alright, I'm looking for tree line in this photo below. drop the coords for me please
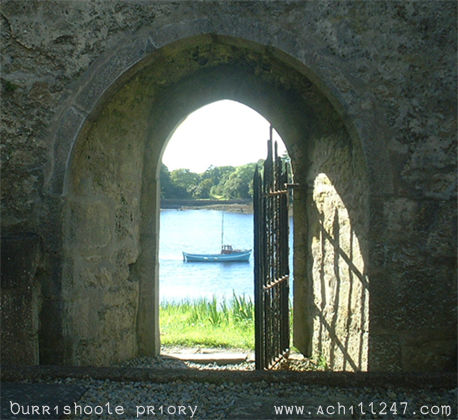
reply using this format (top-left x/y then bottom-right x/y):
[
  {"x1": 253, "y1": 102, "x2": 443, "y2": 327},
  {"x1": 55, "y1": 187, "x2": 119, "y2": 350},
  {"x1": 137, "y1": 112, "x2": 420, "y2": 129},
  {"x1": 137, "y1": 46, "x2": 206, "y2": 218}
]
[{"x1": 160, "y1": 162, "x2": 260, "y2": 200}]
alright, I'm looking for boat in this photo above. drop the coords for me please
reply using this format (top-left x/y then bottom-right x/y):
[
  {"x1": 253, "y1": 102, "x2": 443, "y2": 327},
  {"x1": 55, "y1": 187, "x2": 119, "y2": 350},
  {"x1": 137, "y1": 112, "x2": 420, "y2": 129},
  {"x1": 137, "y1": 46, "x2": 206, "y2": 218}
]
[
  {"x1": 182, "y1": 250, "x2": 251, "y2": 262},
  {"x1": 183, "y1": 245, "x2": 251, "y2": 262},
  {"x1": 182, "y1": 214, "x2": 251, "y2": 262}
]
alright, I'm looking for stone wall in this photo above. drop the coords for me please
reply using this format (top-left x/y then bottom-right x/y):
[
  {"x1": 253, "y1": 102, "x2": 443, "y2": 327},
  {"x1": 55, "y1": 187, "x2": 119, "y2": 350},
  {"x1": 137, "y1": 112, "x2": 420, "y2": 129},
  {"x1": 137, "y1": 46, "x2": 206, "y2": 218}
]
[
  {"x1": 62, "y1": 86, "x2": 148, "y2": 364},
  {"x1": 1, "y1": 233, "x2": 41, "y2": 364},
  {"x1": 1, "y1": 1, "x2": 456, "y2": 370},
  {"x1": 290, "y1": 91, "x2": 371, "y2": 371},
  {"x1": 307, "y1": 132, "x2": 370, "y2": 372}
]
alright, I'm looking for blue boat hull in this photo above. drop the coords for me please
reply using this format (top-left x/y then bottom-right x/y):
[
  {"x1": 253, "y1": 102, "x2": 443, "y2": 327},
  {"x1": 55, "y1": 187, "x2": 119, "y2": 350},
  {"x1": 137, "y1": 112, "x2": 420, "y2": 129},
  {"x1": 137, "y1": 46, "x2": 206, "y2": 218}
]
[{"x1": 183, "y1": 250, "x2": 251, "y2": 262}]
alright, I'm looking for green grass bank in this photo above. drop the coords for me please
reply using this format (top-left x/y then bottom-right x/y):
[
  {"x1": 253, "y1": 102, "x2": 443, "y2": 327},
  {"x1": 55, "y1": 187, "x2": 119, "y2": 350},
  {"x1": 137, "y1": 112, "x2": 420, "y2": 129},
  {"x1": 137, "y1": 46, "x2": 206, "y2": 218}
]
[
  {"x1": 160, "y1": 294, "x2": 255, "y2": 349},
  {"x1": 160, "y1": 294, "x2": 294, "y2": 350}
]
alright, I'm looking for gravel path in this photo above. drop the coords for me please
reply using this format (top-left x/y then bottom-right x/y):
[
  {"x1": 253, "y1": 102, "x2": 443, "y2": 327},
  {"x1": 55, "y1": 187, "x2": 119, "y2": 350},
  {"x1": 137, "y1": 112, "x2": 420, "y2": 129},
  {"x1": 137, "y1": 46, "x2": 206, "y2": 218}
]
[
  {"x1": 118, "y1": 346, "x2": 255, "y2": 371},
  {"x1": 120, "y1": 356, "x2": 255, "y2": 372},
  {"x1": 10, "y1": 349, "x2": 457, "y2": 419},
  {"x1": 56, "y1": 376, "x2": 456, "y2": 419},
  {"x1": 117, "y1": 346, "x2": 330, "y2": 372}
]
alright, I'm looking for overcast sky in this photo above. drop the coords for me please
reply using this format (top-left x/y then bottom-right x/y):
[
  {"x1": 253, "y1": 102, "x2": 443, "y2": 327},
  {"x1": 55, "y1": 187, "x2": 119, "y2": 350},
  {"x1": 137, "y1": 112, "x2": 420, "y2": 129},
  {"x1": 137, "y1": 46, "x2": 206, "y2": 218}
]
[{"x1": 162, "y1": 100, "x2": 287, "y2": 173}]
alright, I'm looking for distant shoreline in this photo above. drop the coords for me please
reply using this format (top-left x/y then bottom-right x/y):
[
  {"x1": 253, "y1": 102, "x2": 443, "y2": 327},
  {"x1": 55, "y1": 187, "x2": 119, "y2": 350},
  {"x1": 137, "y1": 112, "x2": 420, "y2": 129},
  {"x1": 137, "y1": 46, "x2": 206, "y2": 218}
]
[{"x1": 161, "y1": 199, "x2": 253, "y2": 213}]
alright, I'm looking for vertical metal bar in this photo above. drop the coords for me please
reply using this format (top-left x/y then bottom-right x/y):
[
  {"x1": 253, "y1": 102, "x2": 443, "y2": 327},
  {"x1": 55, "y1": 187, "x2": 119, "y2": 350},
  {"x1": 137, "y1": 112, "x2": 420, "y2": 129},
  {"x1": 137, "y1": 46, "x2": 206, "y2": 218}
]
[
  {"x1": 265, "y1": 135, "x2": 273, "y2": 368},
  {"x1": 280, "y1": 161, "x2": 289, "y2": 356},
  {"x1": 254, "y1": 129, "x2": 291, "y2": 370},
  {"x1": 254, "y1": 166, "x2": 264, "y2": 370},
  {"x1": 274, "y1": 142, "x2": 280, "y2": 364}
]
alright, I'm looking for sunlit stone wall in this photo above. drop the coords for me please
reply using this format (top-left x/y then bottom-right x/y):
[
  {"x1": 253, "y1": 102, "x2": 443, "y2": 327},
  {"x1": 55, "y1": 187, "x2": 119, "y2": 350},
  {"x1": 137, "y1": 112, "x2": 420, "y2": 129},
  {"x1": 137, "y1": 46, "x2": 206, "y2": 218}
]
[
  {"x1": 310, "y1": 173, "x2": 369, "y2": 371},
  {"x1": 293, "y1": 126, "x2": 370, "y2": 372}
]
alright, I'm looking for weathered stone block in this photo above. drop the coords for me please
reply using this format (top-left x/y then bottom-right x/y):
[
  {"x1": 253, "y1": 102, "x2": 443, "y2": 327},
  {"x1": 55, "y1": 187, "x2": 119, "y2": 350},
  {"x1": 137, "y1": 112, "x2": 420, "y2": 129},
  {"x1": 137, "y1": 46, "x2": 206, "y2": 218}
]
[
  {"x1": 401, "y1": 332, "x2": 457, "y2": 372},
  {"x1": 368, "y1": 335, "x2": 403, "y2": 372},
  {"x1": 67, "y1": 199, "x2": 112, "y2": 251},
  {"x1": 1, "y1": 233, "x2": 41, "y2": 289},
  {"x1": 1, "y1": 233, "x2": 41, "y2": 365},
  {"x1": 50, "y1": 106, "x2": 87, "y2": 194},
  {"x1": 1, "y1": 290, "x2": 39, "y2": 365}
]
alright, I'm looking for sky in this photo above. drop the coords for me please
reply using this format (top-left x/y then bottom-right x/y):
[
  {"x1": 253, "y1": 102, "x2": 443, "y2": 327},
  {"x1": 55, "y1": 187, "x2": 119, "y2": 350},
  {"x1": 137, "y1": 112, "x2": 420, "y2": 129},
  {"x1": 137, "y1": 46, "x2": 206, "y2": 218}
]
[{"x1": 162, "y1": 100, "x2": 287, "y2": 173}]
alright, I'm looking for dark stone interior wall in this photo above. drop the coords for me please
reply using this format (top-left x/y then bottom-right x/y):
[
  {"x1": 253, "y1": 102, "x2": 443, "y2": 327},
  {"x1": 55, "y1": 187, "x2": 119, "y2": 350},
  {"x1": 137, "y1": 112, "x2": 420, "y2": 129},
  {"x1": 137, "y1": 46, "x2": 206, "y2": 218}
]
[
  {"x1": 1, "y1": 233, "x2": 42, "y2": 364},
  {"x1": 1, "y1": 1, "x2": 456, "y2": 370}
]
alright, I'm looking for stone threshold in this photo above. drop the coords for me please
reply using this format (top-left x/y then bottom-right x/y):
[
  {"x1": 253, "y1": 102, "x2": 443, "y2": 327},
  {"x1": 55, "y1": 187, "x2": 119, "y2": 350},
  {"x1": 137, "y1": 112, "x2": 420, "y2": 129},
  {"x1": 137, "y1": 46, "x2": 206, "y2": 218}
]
[
  {"x1": 161, "y1": 351, "x2": 251, "y2": 364},
  {"x1": 1, "y1": 365, "x2": 455, "y2": 389},
  {"x1": 160, "y1": 350, "x2": 306, "y2": 364},
  {"x1": 159, "y1": 346, "x2": 310, "y2": 364}
]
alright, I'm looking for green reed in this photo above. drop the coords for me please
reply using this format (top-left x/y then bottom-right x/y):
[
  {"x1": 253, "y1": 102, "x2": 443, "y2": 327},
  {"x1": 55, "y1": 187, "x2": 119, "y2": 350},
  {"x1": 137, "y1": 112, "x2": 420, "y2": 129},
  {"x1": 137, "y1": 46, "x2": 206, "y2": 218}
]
[{"x1": 160, "y1": 293, "x2": 255, "y2": 349}]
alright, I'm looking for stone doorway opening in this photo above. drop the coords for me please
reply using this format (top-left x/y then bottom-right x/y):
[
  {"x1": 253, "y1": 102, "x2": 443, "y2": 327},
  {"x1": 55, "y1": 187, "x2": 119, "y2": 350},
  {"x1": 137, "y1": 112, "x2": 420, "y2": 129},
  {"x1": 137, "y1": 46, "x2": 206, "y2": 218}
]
[
  {"x1": 157, "y1": 100, "x2": 290, "y2": 369},
  {"x1": 52, "y1": 34, "x2": 374, "y2": 370}
]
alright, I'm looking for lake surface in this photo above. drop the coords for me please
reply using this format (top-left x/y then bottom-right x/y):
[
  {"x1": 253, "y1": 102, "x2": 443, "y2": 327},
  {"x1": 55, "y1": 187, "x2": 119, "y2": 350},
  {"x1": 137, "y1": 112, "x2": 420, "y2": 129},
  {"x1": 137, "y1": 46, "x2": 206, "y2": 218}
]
[{"x1": 159, "y1": 209, "x2": 292, "y2": 303}]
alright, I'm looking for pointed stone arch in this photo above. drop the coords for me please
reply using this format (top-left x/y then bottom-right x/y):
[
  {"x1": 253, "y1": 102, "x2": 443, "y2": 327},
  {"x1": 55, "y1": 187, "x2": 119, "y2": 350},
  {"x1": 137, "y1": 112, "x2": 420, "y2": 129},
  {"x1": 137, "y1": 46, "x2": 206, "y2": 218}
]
[{"x1": 43, "y1": 31, "x2": 393, "y2": 369}]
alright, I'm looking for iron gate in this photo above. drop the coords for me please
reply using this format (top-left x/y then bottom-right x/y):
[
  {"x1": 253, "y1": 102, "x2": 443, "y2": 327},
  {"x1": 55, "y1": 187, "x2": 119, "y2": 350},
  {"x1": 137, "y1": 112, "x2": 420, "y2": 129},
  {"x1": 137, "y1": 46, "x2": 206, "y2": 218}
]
[{"x1": 253, "y1": 127, "x2": 291, "y2": 370}]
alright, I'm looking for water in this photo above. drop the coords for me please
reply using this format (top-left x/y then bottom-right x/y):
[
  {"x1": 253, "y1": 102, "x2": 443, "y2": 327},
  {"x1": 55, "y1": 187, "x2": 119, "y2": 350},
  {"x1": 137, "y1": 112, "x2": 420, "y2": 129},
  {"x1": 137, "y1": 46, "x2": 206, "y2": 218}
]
[{"x1": 159, "y1": 209, "x2": 293, "y2": 304}]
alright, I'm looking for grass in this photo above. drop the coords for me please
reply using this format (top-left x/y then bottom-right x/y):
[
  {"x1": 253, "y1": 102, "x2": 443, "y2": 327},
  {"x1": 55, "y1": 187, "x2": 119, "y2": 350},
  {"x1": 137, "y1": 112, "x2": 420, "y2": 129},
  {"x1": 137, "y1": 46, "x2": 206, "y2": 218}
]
[
  {"x1": 160, "y1": 293, "x2": 295, "y2": 350},
  {"x1": 160, "y1": 293, "x2": 255, "y2": 349},
  {"x1": 160, "y1": 297, "x2": 328, "y2": 370}
]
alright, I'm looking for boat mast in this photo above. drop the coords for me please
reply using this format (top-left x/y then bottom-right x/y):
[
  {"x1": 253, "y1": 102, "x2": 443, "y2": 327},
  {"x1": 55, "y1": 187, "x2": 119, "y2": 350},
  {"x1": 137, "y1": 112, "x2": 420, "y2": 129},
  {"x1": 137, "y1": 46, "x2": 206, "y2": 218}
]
[{"x1": 221, "y1": 212, "x2": 224, "y2": 248}]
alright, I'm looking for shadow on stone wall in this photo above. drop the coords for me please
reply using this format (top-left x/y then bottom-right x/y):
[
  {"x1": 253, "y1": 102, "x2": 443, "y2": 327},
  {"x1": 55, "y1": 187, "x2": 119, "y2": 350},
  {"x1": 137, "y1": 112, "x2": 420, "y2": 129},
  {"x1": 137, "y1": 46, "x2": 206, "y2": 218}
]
[{"x1": 313, "y1": 207, "x2": 369, "y2": 371}]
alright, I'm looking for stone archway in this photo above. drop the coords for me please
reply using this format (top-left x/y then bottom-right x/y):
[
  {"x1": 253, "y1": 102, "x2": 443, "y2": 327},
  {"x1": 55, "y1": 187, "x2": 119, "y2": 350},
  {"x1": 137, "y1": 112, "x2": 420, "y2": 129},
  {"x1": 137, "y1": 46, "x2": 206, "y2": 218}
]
[{"x1": 45, "y1": 34, "x2": 392, "y2": 369}]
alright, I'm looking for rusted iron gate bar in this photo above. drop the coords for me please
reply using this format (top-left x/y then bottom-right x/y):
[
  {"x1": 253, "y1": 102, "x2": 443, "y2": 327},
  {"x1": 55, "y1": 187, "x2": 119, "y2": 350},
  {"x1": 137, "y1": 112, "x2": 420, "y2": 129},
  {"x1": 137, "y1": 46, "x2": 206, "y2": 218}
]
[{"x1": 254, "y1": 127, "x2": 290, "y2": 370}]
